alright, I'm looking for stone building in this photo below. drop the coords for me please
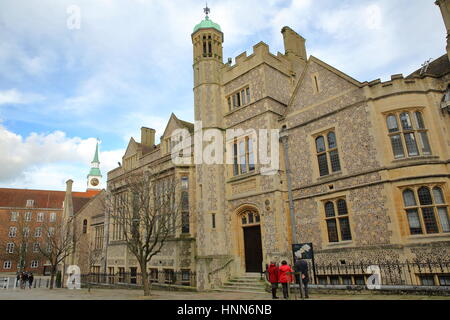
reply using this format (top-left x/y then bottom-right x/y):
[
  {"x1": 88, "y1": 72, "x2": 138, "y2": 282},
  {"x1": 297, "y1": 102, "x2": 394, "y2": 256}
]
[{"x1": 79, "y1": 2, "x2": 449, "y2": 290}]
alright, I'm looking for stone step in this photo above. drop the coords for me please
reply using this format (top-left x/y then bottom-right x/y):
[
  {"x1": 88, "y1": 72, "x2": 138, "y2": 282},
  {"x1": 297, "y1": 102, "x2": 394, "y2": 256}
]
[
  {"x1": 222, "y1": 284, "x2": 266, "y2": 290},
  {"x1": 227, "y1": 279, "x2": 265, "y2": 284},
  {"x1": 212, "y1": 288, "x2": 268, "y2": 294}
]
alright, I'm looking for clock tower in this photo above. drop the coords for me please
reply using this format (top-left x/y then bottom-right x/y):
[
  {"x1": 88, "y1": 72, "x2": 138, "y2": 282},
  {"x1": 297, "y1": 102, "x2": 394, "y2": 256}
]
[{"x1": 87, "y1": 141, "x2": 102, "y2": 189}]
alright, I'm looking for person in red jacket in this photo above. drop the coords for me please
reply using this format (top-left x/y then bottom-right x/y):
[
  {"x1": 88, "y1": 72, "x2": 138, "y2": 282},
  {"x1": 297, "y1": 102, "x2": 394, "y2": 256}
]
[
  {"x1": 278, "y1": 260, "x2": 294, "y2": 299},
  {"x1": 266, "y1": 262, "x2": 279, "y2": 299}
]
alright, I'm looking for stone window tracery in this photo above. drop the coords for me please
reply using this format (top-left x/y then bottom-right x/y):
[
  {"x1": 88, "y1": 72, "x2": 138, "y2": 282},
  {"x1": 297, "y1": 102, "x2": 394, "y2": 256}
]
[
  {"x1": 323, "y1": 198, "x2": 352, "y2": 243},
  {"x1": 402, "y1": 185, "x2": 449, "y2": 235},
  {"x1": 385, "y1": 110, "x2": 431, "y2": 159}
]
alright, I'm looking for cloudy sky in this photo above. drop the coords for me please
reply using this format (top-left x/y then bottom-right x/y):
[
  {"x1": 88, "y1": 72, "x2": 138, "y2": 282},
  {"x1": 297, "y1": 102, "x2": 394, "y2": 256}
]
[{"x1": 0, "y1": 0, "x2": 446, "y2": 192}]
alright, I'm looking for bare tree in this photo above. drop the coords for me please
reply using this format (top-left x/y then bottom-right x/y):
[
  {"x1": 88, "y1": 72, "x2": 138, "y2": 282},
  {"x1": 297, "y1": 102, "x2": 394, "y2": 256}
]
[
  {"x1": 79, "y1": 239, "x2": 102, "y2": 292},
  {"x1": 107, "y1": 170, "x2": 181, "y2": 296},
  {"x1": 37, "y1": 217, "x2": 80, "y2": 289},
  {"x1": 0, "y1": 212, "x2": 42, "y2": 273}
]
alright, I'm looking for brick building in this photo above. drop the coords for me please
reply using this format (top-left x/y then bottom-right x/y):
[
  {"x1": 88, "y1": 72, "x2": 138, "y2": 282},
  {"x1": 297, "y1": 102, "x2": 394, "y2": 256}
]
[{"x1": 0, "y1": 188, "x2": 99, "y2": 275}]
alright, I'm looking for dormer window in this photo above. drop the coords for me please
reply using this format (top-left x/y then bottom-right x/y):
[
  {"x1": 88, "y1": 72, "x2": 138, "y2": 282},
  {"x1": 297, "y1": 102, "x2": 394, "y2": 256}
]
[{"x1": 26, "y1": 200, "x2": 34, "y2": 207}]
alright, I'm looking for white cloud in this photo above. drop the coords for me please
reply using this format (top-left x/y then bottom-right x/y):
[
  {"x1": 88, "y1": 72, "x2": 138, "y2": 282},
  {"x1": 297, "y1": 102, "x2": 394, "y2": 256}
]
[
  {"x1": 0, "y1": 89, "x2": 44, "y2": 105},
  {"x1": 0, "y1": 0, "x2": 446, "y2": 190},
  {"x1": 0, "y1": 124, "x2": 123, "y2": 191}
]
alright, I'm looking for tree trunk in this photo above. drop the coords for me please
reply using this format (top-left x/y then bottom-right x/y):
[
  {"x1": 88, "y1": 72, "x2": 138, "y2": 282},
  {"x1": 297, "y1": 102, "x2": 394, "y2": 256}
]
[
  {"x1": 49, "y1": 271, "x2": 55, "y2": 290},
  {"x1": 141, "y1": 264, "x2": 150, "y2": 296}
]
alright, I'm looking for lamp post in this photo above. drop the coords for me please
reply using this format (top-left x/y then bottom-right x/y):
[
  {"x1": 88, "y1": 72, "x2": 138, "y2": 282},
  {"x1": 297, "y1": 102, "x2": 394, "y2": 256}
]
[{"x1": 279, "y1": 126, "x2": 297, "y2": 244}]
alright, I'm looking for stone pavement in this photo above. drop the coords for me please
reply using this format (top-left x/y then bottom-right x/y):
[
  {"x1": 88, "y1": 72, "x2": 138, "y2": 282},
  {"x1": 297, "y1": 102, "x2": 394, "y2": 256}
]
[{"x1": 0, "y1": 288, "x2": 449, "y2": 300}]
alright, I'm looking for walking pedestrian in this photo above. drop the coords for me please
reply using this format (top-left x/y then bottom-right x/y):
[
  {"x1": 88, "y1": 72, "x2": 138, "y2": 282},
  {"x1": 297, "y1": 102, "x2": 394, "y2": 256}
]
[
  {"x1": 28, "y1": 272, "x2": 34, "y2": 289},
  {"x1": 278, "y1": 260, "x2": 294, "y2": 299},
  {"x1": 294, "y1": 258, "x2": 309, "y2": 299},
  {"x1": 266, "y1": 261, "x2": 279, "y2": 299},
  {"x1": 16, "y1": 272, "x2": 20, "y2": 287},
  {"x1": 21, "y1": 272, "x2": 28, "y2": 290}
]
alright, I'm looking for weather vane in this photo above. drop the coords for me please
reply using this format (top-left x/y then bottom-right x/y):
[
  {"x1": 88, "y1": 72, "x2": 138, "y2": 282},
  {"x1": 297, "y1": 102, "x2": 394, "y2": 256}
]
[
  {"x1": 204, "y1": 1, "x2": 210, "y2": 17},
  {"x1": 420, "y1": 58, "x2": 432, "y2": 75}
]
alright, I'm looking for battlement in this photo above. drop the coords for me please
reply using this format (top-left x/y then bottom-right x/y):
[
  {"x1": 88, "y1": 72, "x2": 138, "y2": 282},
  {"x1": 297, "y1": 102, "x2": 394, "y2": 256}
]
[
  {"x1": 222, "y1": 41, "x2": 292, "y2": 84},
  {"x1": 361, "y1": 73, "x2": 429, "y2": 99}
]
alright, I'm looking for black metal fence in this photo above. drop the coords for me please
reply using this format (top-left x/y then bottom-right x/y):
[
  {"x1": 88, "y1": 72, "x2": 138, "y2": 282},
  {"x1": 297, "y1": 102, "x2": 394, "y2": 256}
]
[
  {"x1": 304, "y1": 260, "x2": 450, "y2": 287},
  {"x1": 80, "y1": 270, "x2": 197, "y2": 288}
]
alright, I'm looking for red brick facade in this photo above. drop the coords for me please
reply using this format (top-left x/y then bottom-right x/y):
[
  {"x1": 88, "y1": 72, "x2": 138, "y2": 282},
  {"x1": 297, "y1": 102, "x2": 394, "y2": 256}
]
[{"x1": 0, "y1": 188, "x2": 99, "y2": 275}]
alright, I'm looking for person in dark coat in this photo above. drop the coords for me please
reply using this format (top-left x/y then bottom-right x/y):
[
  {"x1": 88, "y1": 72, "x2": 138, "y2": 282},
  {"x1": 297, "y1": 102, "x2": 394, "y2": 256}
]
[
  {"x1": 28, "y1": 273, "x2": 34, "y2": 289},
  {"x1": 294, "y1": 259, "x2": 309, "y2": 298},
  {"x1": 16, "y1": 272, "x2": 21, "y2": 287},
  {"x1": 21, "y1": 272, "x2": 28, "y2": 289},
  {"x1": 266, "y1": 262, "x2": 279, "y2": 299}
]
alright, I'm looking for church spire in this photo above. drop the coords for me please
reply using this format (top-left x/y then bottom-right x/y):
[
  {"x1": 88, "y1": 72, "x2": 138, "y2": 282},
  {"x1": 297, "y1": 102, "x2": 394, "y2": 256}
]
[
  {"x1": 87, "y1": 140, "x2": 102, "y2": 189},
  {"x1": 92, "y1": 140, "x2": 100, "y2": 164}
]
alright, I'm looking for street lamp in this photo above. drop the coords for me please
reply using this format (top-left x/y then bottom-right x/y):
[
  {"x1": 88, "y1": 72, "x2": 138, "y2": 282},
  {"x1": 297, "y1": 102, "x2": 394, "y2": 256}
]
[{"x1": 279, "y1": 126, "x2": 297, "y2": 244}]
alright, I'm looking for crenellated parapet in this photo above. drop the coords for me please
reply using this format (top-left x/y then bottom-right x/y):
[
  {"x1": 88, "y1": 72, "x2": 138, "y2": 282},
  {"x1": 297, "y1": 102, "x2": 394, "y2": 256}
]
[
  {"x1": 221, "y1": 41, "x2": 292, "y2": 84},
  {"x1": 362, "y1": 73, "x2": 446, "y2": 101}
]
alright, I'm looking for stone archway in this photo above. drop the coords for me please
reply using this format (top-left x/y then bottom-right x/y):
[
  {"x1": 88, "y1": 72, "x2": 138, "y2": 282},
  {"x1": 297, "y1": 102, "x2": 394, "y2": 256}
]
[{"x1": 238, "y1": 208, "x2": 263, "y2": 273}]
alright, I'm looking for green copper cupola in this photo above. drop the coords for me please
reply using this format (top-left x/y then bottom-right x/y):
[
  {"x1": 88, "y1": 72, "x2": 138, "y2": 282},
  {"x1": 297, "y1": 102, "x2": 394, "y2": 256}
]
[
  {"x1": 193, "y1": 4, "x2": 221, "y2": 33},
  {"x1": 191, "y1": 4, "x2": 224, "y2": 63},
  {"x1": 87, "y1": 141, "x2": 102, "y2": 189}
]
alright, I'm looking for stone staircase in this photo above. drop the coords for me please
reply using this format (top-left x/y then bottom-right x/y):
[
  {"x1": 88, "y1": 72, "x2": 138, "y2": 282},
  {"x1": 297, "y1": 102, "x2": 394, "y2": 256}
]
[{"x1": 213, "y1": 273, "x2": 267, "y2": 294}]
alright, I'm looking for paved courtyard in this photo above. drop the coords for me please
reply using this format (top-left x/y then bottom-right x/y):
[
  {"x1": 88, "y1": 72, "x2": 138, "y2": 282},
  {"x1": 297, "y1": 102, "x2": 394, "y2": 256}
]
[{"x1": 0, "y1": 288, "x2": 449, "y2": 300}]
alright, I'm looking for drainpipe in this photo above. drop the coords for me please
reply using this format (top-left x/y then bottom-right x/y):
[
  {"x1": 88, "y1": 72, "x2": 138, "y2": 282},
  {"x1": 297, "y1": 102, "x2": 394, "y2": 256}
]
[
  {"x1": 102, "y1": 196, "x2": 110, "y2": 275},
  {"x1": 279, "y1": 126, "x2": 297, "y2": 244}
]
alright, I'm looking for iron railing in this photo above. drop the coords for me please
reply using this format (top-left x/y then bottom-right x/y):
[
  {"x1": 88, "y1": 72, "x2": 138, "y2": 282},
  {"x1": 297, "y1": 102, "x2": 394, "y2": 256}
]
[
  {"x1": 302, "y1": 260, "x2": 450, "y2": 287},
  {"x1": 80, "y1": 270, "x2": 197, "y2": 288}
]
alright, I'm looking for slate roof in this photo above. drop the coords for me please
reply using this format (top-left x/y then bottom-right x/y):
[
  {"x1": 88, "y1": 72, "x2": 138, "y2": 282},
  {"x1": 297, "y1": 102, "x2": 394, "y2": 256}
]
[
  {"x1": 407, "y1": 54, "x2": 450, "y2": 78},
  {"x1": 0, "y1": 188, "x2": 100, "y2": 214}
]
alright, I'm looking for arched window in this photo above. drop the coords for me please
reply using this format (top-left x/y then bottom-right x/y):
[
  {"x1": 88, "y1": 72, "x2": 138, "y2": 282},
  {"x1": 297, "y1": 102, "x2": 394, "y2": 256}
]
[
  {"x1": 315, "y1": 131, "x2": 341, "y2": 176},
  {"x1": 403, "y1": 189, "x2": 416, "y2": 207},
  {"x1": 414, "y1": 112, "x2": 425, "y2": 129},
  {"x1": 325, "y1": 202, "x2": 335, "y2": 217},
  {"x1": 241, "y1": 210, "x2": 260, "y2": 225},
  {"x1": 386, "y1": 110, "x2": 431, "y2": 159},
  {"x1": 399, "y1": 112, "x2": 413, "y2": 130},
  {"x1": 402, "y1": 186, "x2": 449, "y2": 235},
  {"x1": 433, "y1": 187, "x2": 445, "y2": 204},
  {"x1": 336, "y1": 199, "x2": 348, "y2": 215},
  {"x1": 315, "y1": 136, "x2": 326, "y2": 153},
  {"x1": 324, "y1": 199, "x2": 352, "y2": 243},
  {"x1": 327, "y1": 132, "x2": 337, "y2": 149},
  {"x1": 418, "y1": 187, "x2": 432, "y2": 205},
  {"x1": 83, "y1": 219, "x2": 88, "y2": 234},
  {"x1": 316, "y1": 136, "x2": 329, "y2": 177},
  {"x1": 386, "y1": 115, "x2": 399, "y2": 133}
]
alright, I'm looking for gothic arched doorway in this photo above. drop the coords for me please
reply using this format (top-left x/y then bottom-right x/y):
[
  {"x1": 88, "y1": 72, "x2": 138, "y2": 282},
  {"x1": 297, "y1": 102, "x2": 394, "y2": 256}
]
[{"x1": 240, "y1": 210, "x2": 263, "y2": 273}]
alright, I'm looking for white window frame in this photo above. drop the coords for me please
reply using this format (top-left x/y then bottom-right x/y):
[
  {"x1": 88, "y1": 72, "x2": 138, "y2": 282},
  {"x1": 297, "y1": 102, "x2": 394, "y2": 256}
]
[
  {"x1": 33, "y1": 243, "x2": 40, "y2": 253},
  {"x1": 50, "y1": 212, "x2": 56, "y2": 222},
  {"x1": 26, "y1": 200, "x2": 34, "y2": 207},
  {"x1": 6, "y1": 243, "x2": 14, "y2": 253},
  {"x1": 3, "y1": 261, "x2": 12, "y2": 269},
  {"x1": 9, "y1": 227, "x2": 17, "y2": 238},
  {"x1": 25, "y1": 212, "x2": 32, "y2": 221},
  {"x1": 31, "y1": 260, "x2": 39, "y2": 268},
  {"x1": 37, "y1": 212, "x2": 44, "y2": 222},
  {"x1": 34, "y1": 227, "x2": 42, "y2": 238},
  {"x1": 10, "y1": 211, "x2": 18, "y2": 222}
]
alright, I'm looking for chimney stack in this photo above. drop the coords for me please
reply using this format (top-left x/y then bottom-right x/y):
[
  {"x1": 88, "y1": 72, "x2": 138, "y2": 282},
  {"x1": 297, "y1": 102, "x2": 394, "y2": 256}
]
[
  {"x1": 141, "y1": 127, "x2": 156, "y2": 147},
  {"x1": 281, "y1": 26, "x2": 307, "y2": 61},
  {"x1": 63, "y1": 179, "x2": 74, "y2": 219}
]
